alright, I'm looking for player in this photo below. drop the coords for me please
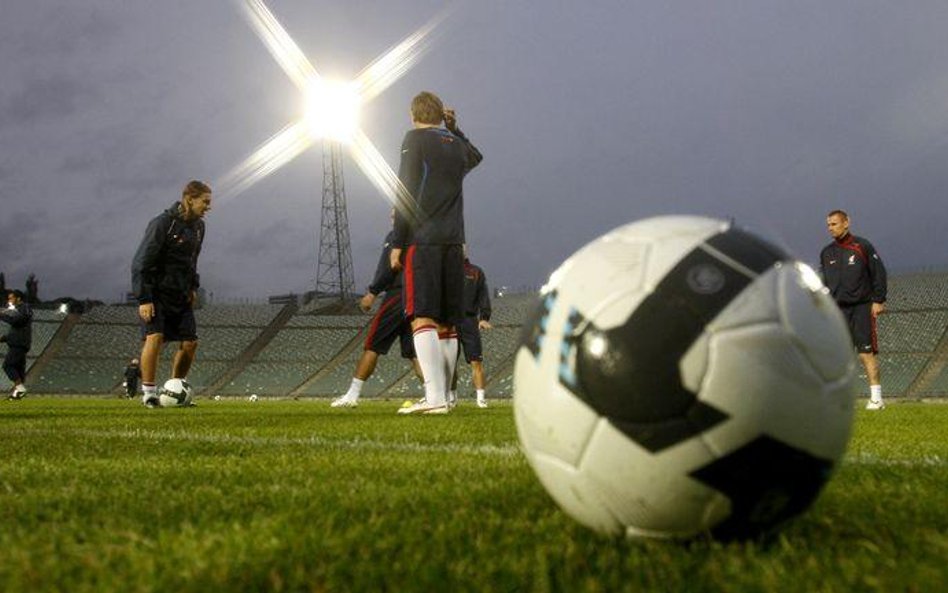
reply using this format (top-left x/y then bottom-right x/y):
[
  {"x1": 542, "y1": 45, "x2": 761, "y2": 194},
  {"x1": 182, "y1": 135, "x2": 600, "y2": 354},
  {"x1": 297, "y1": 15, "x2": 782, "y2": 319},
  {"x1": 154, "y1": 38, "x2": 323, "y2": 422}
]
[
  {"x1": 123, "y1": 358, "x2": 142, "y2": 399},
  {"x1": 331, "y1": 216, "x2": 421, "y2": 408},
  {"x1": 449, "y1": 254, "x2": 492, "y2": 408},
  {"x1": 820, "y1": 209, "x2": 888, "y2": 410},
  {"x1": 1, "y1": 289, "x2": 32, "y2": 400},
  {"x1": 131, "y1": 180, "x2": 212, "y2": 408},
  {"x1": 390, "y1": 92, "x2": 482, "y2": 414}
]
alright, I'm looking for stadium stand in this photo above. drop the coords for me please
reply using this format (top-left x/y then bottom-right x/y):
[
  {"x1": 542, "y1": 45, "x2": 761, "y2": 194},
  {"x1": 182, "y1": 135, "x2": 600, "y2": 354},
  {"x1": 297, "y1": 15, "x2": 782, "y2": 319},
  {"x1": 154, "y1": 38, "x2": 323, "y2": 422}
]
[{"x1": 17, "y1": 272, "x2": 948, "y2": 399}]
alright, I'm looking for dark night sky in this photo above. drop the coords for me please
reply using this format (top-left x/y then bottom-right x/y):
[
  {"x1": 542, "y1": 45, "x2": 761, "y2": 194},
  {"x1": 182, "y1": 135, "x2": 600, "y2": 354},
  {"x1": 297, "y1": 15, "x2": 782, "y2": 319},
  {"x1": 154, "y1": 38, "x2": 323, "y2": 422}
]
[{"x1": 2, "y1": 1, "x2": 946, "y2": 302}]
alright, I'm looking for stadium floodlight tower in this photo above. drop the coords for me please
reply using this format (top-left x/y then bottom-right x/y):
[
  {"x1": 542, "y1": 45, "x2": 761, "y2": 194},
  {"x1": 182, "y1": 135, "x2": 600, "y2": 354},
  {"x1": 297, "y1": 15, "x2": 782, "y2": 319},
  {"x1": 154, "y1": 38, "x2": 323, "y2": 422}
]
[
  {"x1": 307, "y1": 80, "x2": 360, "y2": 301},
  {"x1": 316, "y1": 140, "x2": 355, "y2": 301}
]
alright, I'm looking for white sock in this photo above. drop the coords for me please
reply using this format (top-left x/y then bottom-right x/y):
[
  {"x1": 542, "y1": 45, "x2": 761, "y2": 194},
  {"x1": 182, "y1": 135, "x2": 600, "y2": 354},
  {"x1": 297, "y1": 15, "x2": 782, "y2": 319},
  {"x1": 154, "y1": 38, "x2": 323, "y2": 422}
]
[
  {"x1": 870, "y1": 384, "x2": 883, "y2": 402},
  {"x1": 441, "y1": 332, "x2": 459, "y2": 403},
  {"x1": 142, "y1": 383, "x2": 157, "y2": 400},
  {"x1": 476, "y1": 389, "x2": 485, "y2": 403},
  {"x1": 413, "y1": 326, "x2": 445, "y2": 406},
  {"x1": 346, "y1": 378, "x2": 364, "y2": 400},
  {"x1": 448, "y1": 389, "x2": 457, "y2": 404}
]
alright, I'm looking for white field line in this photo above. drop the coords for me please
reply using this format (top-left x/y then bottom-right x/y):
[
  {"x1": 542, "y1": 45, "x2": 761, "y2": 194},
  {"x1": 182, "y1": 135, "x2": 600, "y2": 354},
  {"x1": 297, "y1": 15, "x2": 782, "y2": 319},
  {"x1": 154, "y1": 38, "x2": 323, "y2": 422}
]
[
  {"x1": 5, "y1": 427, "x2": 523, "y2": 458},
  {"x1": 5, "y1": 427, "x2": 946, "y2": 468}
]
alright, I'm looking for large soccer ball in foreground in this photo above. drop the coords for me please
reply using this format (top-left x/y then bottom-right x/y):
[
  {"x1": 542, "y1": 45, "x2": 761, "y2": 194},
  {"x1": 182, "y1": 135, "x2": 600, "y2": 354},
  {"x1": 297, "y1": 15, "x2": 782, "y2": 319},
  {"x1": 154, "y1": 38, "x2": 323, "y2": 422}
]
[
  {"x1": 514, "y1": 216, "x2": 856, "y2": 539},
  {"x1": 159, "y1": 378, "x2": 194, "y2": 408}
]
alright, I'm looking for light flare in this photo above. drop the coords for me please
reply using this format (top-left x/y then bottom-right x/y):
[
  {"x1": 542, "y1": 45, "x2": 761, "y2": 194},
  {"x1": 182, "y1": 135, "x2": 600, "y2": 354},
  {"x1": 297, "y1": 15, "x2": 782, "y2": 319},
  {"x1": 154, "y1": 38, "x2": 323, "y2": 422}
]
[
  {"x1": 237, "y1": 0, "x2": 318, "y2": 90},
  {"x1": 217, "y1": 120, "x2": 313, "y2": 200},
  {"x1": 355, "y1": 9, "x2": 451, "y2": 103},
  {"x1": 218, "y1": 0, "x2": 451, "y2": 212},
  {"x1": 305, "y1": 79, "x2": 361, "y2": 143},
  {"x1": 350, "y1": 129, "x2": 421, "y2": 223}
]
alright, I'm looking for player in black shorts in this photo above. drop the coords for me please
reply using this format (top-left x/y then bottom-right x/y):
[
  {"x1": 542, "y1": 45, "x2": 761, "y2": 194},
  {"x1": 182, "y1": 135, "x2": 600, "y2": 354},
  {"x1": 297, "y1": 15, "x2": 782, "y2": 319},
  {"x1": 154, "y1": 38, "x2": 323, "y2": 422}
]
[
  {"x1": 820, "y1": 209, "x2": 888, "y2": 410},
  {"x1": 449, "y1": 256, "x2": 492, "y2": 408},
  {"x1": 131, "y1": 180, "x2": 212, "y2": 408},
  {"x1": 331, "y1": 220, "x2": 421, "y2": 408},
  {"x1": 390, "y1": 91, "x2": 482, "y2": 415}
]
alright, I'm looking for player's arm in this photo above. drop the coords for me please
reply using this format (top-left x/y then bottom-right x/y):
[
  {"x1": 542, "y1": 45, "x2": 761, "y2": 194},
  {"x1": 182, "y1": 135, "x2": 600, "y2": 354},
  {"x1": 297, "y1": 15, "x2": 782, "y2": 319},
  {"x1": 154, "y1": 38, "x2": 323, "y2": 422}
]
[
  {"x1": 392, "y1": 133, "x2": 423, "y2": 268},
  {"x1": 443, "y1": 108, "x2": 483, "y2": 172},
  {"x1": 190, "y1": 222, "x2": 205, "y2": 306},
  {"x1": 477, "y1": 268, "x2": 492, "y2": 326},
  {"x1": 864, "y1": 239, "x2": 887, "y2": 315},
  {"x1": 131, "y1": 216, "x2": 167, "y2": 321}
]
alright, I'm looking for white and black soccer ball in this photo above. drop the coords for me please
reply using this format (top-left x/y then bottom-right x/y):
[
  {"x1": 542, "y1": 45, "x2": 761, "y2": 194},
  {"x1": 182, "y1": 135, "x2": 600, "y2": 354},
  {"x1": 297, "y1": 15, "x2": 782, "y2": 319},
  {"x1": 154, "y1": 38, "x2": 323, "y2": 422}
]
[
  {"x1": 514, "y1": 216, "x2": 856, "y2": 540},
  {"x1": 248, "y1": 393, "x2": 258, "y2": 402},
  {"x1": 158, "y1": 378, "x2": 194, "y2": 408}
]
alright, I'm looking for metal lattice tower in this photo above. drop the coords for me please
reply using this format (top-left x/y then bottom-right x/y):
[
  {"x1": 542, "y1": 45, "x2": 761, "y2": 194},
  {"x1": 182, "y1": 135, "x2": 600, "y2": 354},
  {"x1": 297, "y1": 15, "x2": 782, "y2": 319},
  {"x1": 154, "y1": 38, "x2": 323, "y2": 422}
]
[{"x1": 315, "y1": 140, "x2": 355, "y2": 301}]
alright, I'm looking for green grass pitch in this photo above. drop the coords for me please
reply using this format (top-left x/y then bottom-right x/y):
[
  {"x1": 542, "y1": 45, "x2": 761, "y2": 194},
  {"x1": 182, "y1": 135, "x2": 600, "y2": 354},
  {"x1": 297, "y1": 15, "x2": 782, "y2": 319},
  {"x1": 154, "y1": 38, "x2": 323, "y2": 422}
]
[{"x1": 1, "y1": 397, "x2": 946, "y2": 592}]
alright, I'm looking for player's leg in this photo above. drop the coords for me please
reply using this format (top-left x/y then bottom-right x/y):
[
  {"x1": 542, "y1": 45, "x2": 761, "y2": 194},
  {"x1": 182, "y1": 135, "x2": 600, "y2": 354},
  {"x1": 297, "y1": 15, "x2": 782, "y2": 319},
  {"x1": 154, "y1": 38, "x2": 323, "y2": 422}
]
[
  {"x1": 168, "y1": 307, "x2": 198, "y2": 381},
  {"x1": 139, "y1": 333, "x2": 163, "y2": 407},
  {"x1": 401, "y1": 245, "x2": 449, "y2": 414},
  {"x1": 852, "y1": 303, "x2": 884, "y2": 410},
  {"x1": 4, "y1": 348, "x2": 27, "y2": 399},
  {"x1": 439, "y1": 244, "x2": 465, "y2": 408},
  {"x1": 332, "y1": 350, "x2": 379, "y2": 407},
  {"x1": 472, "y1": 360, "x2": 488, "y2": 408},
  {"x1": 171, "y1": 340, "x2": 198, "y2": 379},
  {"x1": 335, "y1": 294, "x2": 404, "y2": 407},
  {"x1": 860, "y1": 352, "x2": 883, "y2": 409}
]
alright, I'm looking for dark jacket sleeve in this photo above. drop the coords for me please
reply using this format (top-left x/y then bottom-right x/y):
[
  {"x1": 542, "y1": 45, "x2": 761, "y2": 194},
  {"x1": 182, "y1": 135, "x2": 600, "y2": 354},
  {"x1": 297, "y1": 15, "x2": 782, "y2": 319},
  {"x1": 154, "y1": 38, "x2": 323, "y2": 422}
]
[
  {"x1": 450, "y1": 126, "x2": 483, "y2": 174},
  {"x1": 862, "y1": 239, "x2": 887, "y2": 303},
  {"x1": 367, "y1": 236, "x2": 397, "y2": 295},
  {"x1": 476, "y1": 267, "x2": 492, "y2": 322},
  {"x1": 393, "y1": 133, "x2": 423, "y2": 248},
  {"x1": 192, "y1": 220, "x2": 205, "y2": 291},
  {"x1": 131, "y1": 214, "x2": 169, "y2": 304}
]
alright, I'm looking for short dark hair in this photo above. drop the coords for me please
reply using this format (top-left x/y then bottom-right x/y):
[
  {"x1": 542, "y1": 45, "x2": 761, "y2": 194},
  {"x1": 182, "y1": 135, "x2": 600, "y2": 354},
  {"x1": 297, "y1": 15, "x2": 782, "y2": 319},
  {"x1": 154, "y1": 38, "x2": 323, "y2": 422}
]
[
  {"x1": 827, "y1": 209, "x2": 848, "y2": 220},
  {"x1": 183, "y1": 180, "x2": 212, "y2": 200},
  {"x1": 411, "y1": 91, "x2": 444, "y2": 125}
]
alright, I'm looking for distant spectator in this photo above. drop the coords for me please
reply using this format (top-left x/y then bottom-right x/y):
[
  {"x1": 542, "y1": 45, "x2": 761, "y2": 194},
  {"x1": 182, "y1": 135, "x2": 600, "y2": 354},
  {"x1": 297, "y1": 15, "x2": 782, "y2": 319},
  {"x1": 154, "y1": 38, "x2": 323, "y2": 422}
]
[
  {"x1": 1, "y1": 289, "x2": 33, "y2": 400},
  {"x1": 123, "y1": 358, "x2": 142, "y2": 399}
]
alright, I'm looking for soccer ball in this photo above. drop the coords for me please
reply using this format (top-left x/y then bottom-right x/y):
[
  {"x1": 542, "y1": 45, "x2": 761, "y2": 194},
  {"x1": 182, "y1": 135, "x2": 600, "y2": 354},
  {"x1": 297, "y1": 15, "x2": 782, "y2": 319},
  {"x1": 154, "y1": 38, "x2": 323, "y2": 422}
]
[
  {"x1": 514, "y1": 216, "x2": 856, "y2": 540},
  {"x1": 158, "y1": 378, "x2": 194, "y2": 408},
  {"x1": 249, "y1": 394, "x2": 258, "y2": 402}
]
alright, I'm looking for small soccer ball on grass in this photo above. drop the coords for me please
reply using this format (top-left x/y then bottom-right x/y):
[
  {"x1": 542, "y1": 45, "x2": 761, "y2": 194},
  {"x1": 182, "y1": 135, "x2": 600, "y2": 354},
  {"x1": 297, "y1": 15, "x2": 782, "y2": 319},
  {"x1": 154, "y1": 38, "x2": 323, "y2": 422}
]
[
  {"x1": 514, "y1": 215, "x2": 857, "y2": 540},
  {"x1": 249, "y1": 394, "x2": 258, "y2": 402},
  {"x1": 158, "y1": 378, "x2": 194, "y2": 408}
]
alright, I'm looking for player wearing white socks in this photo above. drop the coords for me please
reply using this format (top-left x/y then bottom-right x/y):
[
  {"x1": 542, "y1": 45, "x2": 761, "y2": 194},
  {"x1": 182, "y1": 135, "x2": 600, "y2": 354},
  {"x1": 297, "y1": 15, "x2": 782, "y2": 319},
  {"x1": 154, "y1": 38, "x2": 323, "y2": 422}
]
[
  {"x1": 820, "y1": 210, "x2": 888, "y2": 410},
  {"x1": 331, "y1": 223, "x2": 421, "y2": 408},
  {"x1": 390, "y1": 92, "x2": 482, "y2": 415}
]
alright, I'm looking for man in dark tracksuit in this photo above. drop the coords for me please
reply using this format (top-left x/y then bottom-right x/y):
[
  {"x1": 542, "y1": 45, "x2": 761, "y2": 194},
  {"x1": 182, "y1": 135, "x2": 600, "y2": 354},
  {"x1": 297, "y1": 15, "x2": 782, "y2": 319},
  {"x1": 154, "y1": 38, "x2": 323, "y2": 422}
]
[
  {"x1": 1, "y1": 289, "x2": 32, "y2": 400},
  {"x1": 820, "y1": 209, "x2": 888, "y2": 410},
  {"x1": 390, "y1": 91, "x2": 483, "y2": 415},
  {"x1": 131, "y1": 180, "x2": 212, "y2": 408},
  {"x1": 330, "y1": 223, "x2": 420, "y2": 408},
  {"x1": 449, "y1": 257, "x2": 492, "y2": 408}
]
